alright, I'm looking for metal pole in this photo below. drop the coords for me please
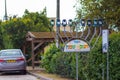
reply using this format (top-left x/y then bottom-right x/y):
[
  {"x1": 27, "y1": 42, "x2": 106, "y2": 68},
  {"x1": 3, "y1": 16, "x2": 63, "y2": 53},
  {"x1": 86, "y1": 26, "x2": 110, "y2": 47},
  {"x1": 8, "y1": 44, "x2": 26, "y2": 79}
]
[
  {"x1": 56, "y1": 0, "x2": 60, "y2": 48},
  {"x1": 57, "y1": 0, "x2": 60, "y2": 19},
  {"x1": 76, "y1": 24, "x2": 78, "y2": 38},
  {"x1": 4, "y1": 0, "x2": 8, "y2": 20},
  {"x1": 75, "y1": 22, "x2": 78, "y2": 80},
  {"x1": 107, "y1": 52, "x2": 109, "y2": 80},
  {"x1": 76, "y1": 52, "x2": 78, "y2": 80},
  {"x1": 102, "y1": 57, "x2": 105, "y2": 80},
  {"x1": 102, "y1": 68, "x2": 105, "y2": 80}
]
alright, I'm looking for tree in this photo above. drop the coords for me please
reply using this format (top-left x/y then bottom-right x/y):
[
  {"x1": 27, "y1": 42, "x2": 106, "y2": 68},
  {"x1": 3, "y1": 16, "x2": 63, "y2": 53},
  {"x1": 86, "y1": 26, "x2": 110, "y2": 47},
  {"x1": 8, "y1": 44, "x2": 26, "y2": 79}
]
[
  {"x1": 0, "y1": 8, "x2": 50, "y2": 49},
  {"x1": 22, "y1": 8, "x2": 50, "y2": 32},
  {"x1": 76, "y1": 0, "x2": 120, "y2": 31}
]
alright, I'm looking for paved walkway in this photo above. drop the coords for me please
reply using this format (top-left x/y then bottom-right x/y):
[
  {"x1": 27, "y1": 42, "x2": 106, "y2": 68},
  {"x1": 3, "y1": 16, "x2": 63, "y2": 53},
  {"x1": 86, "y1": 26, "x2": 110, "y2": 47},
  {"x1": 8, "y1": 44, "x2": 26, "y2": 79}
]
[
  {"x1": 27, "y1": 66, "x2": 53, "y2": 80},
  {"x1": 27, "y1": 66, "x2": 74, "y2": 80}
]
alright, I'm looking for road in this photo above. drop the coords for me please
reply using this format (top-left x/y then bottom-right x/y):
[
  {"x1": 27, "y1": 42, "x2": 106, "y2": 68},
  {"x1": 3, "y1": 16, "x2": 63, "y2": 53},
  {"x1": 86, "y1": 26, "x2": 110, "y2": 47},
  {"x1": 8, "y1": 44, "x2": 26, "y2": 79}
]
[{"x1": 0, "y1": 73, "x2": 38, "y2": 80}]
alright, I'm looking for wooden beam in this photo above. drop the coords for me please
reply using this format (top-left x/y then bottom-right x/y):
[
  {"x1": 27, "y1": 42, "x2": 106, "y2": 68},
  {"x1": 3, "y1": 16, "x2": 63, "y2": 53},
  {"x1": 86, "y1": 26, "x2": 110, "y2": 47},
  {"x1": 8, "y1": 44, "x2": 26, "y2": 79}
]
[
  {"x1": 26, "y1": 37, "x2": 34, "y2": 41},
  {"x1": 27, "y1": 51, "x2": 38, "y2": 63},
  {"x1": 23, "y1": 45, "x2": 26, "y2": 55},
  {"x1": 33, "y1": 38, "x2": 54, "y2": 43},
  {"x1": 33, "y1": 41, "x2": 44, "y2": 51}
]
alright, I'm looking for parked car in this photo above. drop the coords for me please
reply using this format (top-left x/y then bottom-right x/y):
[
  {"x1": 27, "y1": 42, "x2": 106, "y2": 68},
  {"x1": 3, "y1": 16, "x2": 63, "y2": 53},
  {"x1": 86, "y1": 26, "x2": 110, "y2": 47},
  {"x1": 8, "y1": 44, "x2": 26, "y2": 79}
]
[{"x1": 0, "y1": 49, "x2": 26, "y2": 74}]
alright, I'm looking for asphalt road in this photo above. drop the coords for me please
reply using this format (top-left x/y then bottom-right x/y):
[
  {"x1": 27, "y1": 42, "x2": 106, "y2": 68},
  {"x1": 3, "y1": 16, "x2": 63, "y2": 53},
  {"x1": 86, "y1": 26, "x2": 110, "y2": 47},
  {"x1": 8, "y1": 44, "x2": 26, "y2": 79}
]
[{"x1": 0, "y1": 73, "x2": 38, "y2": 80}]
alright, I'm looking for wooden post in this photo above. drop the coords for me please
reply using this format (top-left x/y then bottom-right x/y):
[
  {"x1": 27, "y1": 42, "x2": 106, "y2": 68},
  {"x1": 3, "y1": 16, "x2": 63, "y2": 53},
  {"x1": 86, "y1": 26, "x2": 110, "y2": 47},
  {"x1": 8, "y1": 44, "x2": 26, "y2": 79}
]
[
  {"x1": 31, "y1": 40, "x2": 35, "y2": 69},
  {"x1": 23, "y1": 44, "x2": 26, "y2": 55}
]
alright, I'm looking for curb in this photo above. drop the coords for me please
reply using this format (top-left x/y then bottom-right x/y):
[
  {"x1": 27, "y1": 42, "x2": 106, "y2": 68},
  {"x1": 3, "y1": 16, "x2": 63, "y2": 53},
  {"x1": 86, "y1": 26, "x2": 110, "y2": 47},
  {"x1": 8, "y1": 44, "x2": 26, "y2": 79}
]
[{"x1": 27, "y1": 71, "x2": 54, "y2": 80}]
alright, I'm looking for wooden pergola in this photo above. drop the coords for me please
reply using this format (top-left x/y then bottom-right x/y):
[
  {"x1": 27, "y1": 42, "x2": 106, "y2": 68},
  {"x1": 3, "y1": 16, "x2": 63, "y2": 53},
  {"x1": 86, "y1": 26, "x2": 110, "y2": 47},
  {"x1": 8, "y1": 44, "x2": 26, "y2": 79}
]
[{"x1": 23, "y1": 31, "x2": 76, "y2": 69}]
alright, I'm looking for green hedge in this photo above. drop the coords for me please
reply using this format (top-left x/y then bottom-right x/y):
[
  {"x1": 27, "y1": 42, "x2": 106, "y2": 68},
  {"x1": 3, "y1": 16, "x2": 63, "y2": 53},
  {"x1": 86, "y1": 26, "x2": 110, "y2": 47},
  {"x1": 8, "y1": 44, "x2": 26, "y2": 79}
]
[{"x1": 41, "y1": 32, "x2": 120, "y2": 80}]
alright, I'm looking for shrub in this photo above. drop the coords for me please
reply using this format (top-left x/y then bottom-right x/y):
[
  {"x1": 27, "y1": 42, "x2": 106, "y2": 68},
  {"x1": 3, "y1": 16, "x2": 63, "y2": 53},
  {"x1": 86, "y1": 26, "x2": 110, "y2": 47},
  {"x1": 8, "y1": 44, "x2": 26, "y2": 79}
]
[{"x1": 42, "y1": 32, "x2": 120, "y2": 79}]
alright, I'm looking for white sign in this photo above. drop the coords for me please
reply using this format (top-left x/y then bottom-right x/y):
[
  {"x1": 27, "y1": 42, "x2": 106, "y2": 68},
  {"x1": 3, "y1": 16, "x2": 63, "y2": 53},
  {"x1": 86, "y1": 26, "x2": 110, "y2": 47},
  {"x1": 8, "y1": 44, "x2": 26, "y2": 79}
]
[
  {"x1": 64, "y1": 39, "x2": 90, "y2": 52},
  {"x1": 102, "y1": 30, "x2": 109, "y2": 53}
]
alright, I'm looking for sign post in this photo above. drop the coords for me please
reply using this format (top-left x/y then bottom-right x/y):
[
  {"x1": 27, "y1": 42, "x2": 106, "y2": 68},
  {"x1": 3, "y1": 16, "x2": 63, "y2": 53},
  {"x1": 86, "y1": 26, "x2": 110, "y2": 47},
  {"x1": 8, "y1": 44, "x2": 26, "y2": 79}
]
[
  {"x1": 102, "y1": 30, "x2": 109, "y2": 53},
  {"x1": 102, "y1": 30, "x2": 109, "y2": 80},
  {"x1": 76, "y1": 52, "x2": 78, "y2": 80},
  {"x1": 64, "y1": 39, "x2": 90, "y2": 80}
]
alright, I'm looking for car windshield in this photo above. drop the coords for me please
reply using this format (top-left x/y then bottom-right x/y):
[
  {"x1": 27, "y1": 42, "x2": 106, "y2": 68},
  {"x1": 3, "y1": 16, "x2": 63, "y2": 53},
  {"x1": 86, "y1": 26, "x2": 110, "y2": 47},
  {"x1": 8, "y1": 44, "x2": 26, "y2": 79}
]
[{"x1": 0, "y1": 51, "x2": 22, "y2": 57}]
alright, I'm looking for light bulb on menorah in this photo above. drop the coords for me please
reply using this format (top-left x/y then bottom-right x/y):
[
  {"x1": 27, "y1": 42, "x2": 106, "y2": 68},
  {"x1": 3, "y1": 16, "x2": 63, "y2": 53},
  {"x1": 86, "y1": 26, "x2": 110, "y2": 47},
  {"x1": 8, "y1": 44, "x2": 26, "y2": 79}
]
[{"x1": 50, "y1": 18, "x2": 104, "y2": 52}]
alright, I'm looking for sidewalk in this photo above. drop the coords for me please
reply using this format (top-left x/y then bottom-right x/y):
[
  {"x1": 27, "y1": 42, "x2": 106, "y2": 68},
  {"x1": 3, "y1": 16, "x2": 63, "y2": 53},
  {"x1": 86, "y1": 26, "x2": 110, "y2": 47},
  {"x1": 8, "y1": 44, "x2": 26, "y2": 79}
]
[{"x1": 27, "y1": 66, "x2": 74, "y2": 80}]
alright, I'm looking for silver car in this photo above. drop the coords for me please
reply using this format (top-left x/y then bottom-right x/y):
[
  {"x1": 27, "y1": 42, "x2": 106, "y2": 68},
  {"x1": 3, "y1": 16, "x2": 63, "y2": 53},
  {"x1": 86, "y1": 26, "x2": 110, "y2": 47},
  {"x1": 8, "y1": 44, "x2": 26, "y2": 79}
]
[{"x1": 0, "y1": 49, "x2": 26, "y2": 74}]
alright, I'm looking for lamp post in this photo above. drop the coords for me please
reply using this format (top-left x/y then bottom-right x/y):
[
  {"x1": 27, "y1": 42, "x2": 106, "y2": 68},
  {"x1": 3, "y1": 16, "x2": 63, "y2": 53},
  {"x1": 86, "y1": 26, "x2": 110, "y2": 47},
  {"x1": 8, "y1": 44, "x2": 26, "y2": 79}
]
[
  {"x1": 56, "y1": 0, "x2": 60, "y2": 48},
  {"x1": 4, "y1": 0, "x2": 8, "y2": 20}
]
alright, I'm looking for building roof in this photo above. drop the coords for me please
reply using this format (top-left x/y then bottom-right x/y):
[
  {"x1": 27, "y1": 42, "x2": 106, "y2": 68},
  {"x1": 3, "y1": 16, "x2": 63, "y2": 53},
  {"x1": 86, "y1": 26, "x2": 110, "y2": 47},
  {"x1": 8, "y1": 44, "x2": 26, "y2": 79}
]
[{"x1": 26, "y1": 31, "x2": 77, "y2": 39}]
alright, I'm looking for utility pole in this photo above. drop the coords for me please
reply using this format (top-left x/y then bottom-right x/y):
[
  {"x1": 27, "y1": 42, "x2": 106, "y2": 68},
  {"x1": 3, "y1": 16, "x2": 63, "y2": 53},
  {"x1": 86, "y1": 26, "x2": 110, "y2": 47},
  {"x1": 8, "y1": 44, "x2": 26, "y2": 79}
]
[
  {"x1": 4, "y1": 0, "x2": 8, "y2": 20},
  {"x1": 56, "y1": 0, "x2": 60, "y2": 48}
]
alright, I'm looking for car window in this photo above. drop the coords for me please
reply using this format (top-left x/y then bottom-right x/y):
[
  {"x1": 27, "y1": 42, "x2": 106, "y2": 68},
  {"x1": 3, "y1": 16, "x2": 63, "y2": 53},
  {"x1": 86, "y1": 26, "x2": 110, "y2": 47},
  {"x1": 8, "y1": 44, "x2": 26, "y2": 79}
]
[{"x1": 0, "y1": 51, "x2": 22, "y2": 57}]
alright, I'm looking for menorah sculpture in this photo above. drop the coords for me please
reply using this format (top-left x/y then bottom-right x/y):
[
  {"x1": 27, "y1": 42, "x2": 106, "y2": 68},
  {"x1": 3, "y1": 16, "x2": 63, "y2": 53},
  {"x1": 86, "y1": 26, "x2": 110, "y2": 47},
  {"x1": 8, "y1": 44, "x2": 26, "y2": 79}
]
[
  {"x1": 50, "y1": 18, "x2": 103, "y2": 51},
  {"x1": 50, "y1": 18, "x2": 104, "y2": 80}
]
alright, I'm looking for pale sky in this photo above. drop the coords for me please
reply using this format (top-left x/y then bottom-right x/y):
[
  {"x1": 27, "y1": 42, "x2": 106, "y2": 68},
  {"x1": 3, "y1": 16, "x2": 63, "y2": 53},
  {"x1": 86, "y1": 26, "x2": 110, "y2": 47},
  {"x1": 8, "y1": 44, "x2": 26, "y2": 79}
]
[{"x1": 0, "y1": 0, "x2": 77, "y2": 20}]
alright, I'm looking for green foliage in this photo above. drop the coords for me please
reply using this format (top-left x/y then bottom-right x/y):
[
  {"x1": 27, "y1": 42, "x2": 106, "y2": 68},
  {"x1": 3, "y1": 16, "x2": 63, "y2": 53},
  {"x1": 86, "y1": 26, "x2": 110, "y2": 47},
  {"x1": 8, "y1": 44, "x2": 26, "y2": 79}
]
[
  {"x1": 0, "y1": 22, "x2": 14, "y2": 49},
  {"x1": 0, "y1": 8, "x2": 50, "y2": 49},
  {"x1": 42, "y1": 32, "x2": 120, "y2": 79},
  {"x1": 42, "y1": 44, "x2": 61, "y2": 73},
  {"x1": 76, "y1": 0, "x2": 120, "y2": 30},
  {"x1": 42, "y1": 43, "x2": 75, "y2": 78},
  {"x1": 109, "y1": 32, "x2": 120, "y2": 80},
  {"x1": 22, "y1": 9, "x2": 50, "y2": 32}
]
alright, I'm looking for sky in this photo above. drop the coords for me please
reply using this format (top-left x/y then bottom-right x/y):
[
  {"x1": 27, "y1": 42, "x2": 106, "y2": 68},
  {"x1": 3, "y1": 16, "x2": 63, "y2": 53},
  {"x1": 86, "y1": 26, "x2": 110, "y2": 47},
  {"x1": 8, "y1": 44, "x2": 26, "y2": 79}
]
[{"x1": 0, "y1": 0, "x2": 77, "y2": 20}]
